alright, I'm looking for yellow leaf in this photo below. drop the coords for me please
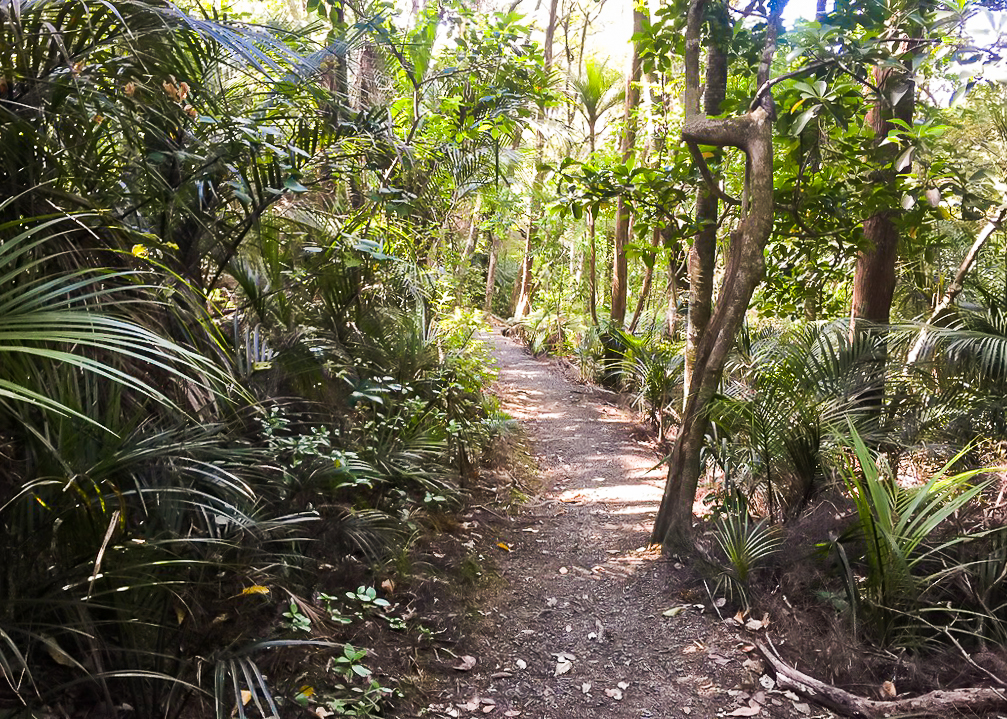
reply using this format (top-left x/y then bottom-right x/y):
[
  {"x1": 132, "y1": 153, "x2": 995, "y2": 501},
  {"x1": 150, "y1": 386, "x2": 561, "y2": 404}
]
[
  {"x1": 298, "y1": 685, "x2": 315, "y2": 698},
  {"x1": 240, "y1": 690, "x2": 252, "y2": 706},
  {"x1": 497, "y1": 542, "x2": 512, "y2": 552},
  {"x1": 241, "y1": 585, "x2": 270, "y2": 596},
  {"x1": 131, "y1": 244, "x2": 148, "y2": 258},
  {"x1": 701, "y1": 151, "x2": 714, "y2": 159},
  {"x1": 40, "y1": 635, "x2": 75, "y2": 667}
]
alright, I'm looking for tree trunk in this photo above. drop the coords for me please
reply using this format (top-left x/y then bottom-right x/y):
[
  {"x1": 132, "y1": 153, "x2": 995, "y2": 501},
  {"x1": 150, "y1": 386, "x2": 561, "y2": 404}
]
[
  {"x1": 513, "y1": 0, "x2": 559, "y2": 319},
  {"x1": 610, "y1": 5, "x2": 645, "y2": 327},
  {"x1": 455, "y1": 195, "x2": 483, "y2": 298},
  {"x1": 850, "y1": 65, "x2": 915, "y2": 328},
  {"x1": 848, "y1": 64, "x2": 915, "y2": 410},
  {"x1": 683, "y1": 5, "x2": 728, "y2": 403},
  {"x1": 484, "y1": 230, "x2": 500, "y2": 314},
  {"x1": 629, "y1": 226, "x2": 663, "y2": 332},
  {"x1": 667, "y1": 268, "x2": 681, "y2": 340},
  {"x1": 651, "y1": 0, "x2": 783, "y2": 552}
]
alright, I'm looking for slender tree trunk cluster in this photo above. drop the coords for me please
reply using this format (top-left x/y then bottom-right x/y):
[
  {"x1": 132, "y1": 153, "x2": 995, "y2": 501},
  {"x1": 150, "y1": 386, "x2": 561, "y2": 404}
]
[
  {"x1": 609, "y1": 5, "x2": 645, "y2": 327},
  {"x1": 514, "y1": 0, "x2": 560, "y2": 319}
]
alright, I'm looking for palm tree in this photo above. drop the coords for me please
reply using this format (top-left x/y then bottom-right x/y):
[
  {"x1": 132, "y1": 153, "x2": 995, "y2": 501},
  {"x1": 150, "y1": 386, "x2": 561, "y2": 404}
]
[{"x1": 569, "y1": 57, "x2": 621, "y2": 325}]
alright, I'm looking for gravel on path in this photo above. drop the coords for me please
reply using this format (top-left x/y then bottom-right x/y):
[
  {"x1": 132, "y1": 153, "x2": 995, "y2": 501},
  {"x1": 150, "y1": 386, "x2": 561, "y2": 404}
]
[{"x1": 417, "y1": 329, "x2": 830, "y2": 719}]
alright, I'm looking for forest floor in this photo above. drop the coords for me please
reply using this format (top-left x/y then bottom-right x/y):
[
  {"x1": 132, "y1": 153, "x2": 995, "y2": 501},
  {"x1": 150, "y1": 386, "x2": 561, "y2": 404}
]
[{"x1": 397, "y1": 328, "x2": 836, "y2": 719}]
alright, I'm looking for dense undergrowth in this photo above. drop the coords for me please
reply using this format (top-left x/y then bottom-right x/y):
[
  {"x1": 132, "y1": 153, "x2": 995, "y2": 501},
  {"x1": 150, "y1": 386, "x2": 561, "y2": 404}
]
[
  {"x1": 512, "y1": 309, "x2": 1007, "y2": 696},
  {"x1": 0, "y1": 0, "x2": 523, "y2": 716}
]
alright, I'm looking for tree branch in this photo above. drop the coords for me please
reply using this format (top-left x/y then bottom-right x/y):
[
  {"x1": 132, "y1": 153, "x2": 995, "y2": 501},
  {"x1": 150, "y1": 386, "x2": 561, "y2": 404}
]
[
  {"x1": 748, "y1": 59, "x2": 832, "y2": 113},
  {"x1": 758, "y1": 637, "x2": 1007, "y2": 719},
  {"x1": 686, "y1": 141, "x2": 741, "y2": 206}
]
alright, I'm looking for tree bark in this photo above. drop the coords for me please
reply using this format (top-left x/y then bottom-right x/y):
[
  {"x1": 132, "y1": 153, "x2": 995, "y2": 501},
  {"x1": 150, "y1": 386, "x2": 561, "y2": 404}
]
[
  {"x1": 610, "y1": 4, "x2": 645, "y2": 327},
  {"x1": 683, "y1": 3, "x2": 728, "y2": 403},
  {"x1": 651, "y1": 0, "x2": 782, "y2": 552}
]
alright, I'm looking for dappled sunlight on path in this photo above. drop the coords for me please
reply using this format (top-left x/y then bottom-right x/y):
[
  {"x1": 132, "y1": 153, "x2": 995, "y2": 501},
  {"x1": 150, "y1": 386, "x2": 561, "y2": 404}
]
[{"x1": 419, "y1": 329, "x2": 831, "y2": 719}]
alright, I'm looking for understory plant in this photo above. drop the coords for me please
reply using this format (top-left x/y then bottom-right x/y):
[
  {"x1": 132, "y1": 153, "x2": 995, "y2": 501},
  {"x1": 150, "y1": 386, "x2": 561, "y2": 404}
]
[
  {"x1": 829, "y1": 425, "x2": 993, "y2": 647},
  {"x1": 711, "y1": 495, "x2": 783, "y2": 609}
]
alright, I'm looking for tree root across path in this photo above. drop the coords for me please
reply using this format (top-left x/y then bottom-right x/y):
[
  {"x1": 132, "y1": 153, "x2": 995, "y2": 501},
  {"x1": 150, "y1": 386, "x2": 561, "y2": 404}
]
[{"x1": 758, "y1": 639, "x2": 1007, "y2": 718}]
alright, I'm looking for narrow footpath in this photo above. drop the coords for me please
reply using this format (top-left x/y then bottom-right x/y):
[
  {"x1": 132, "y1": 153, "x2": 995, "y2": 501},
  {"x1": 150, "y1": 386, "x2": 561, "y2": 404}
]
[{"x1": 417, "y1": 330, "x2": 827, "y2": 719}]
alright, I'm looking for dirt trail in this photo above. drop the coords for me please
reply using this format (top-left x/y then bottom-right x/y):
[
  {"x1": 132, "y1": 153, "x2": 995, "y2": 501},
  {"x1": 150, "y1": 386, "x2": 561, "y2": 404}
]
[{"x1": 419, "y1": 330, "x2": 822, "y2": 719}]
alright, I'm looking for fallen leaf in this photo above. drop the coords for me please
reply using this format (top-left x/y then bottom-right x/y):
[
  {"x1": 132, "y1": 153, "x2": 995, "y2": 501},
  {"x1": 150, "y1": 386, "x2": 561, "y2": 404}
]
[
  {"x1": 662, "y1": 606, "x2": 686, "y2": 617},
  {"x1": 490, "y1": 672, "x2": 512, "y2": 679},
  {"x1": 745, "y1": 618, "x2": 764, "y2": 631},
  {"x1": 759, "y1": 675, "x2": 775, "y2": 690},
  {"x1": 559, "y1": 567, "x2": 568, "y2": 574},
  {"x1": 565, "y1": 624, "x2": 572, "y2": 632},
  {"x1": 546, "y1": 597, "x2": 558, "y2": 607},
  {"x1": 742, "y1": 658, "x2": 763, "y2": 673},
  {"x1": 708, "y1": 653, "x2": 731, "y2": 666},
  {"x1": 481, "y1": 699, "x2": 496, "y2": 706},
  {"x1": 515, "y1": 659, "x2": 527, "y2": 670},
  {"x1": 381, "y1": 579, "x2": 395, "y2": 593},
  {"x1": 726, "y1": 700, "x2": 761, "y2": 716},
  {"x1": 587, "y1": 632, "x2": 597, "y2": 640},
  {"x1": 554, "y1": 660, "x2": 572, "y2": 676},
  {"x1": 715, "y1": 597, "x2": 727, "y2": 608},
  {"x1": 794, "y1": 702, "x2": 811, "y2": 715},
  {"x1": 458, "y1": 697, "x2": 479, "y2": 711},
  {"x1": 241, "y1": 585, "x2": 270, "y2": 596},
  {"x1": 740, "y1": 644, "x2": 756, "y2": 653},
  {"x1": 617, "y1": 681, "x2": 629, "y2": 690},
  {"x1": 240, "y1": 690, "x2": 252, "y2": 706},
  {"x1": 315, "y1": 708, "x2": 333, "y2": 718},
  {"x1": 581, "y1": 683, "x2": 591, "y2": 694},
  {"x1": 452, "y1": 656, "x2": 477, "y2": 671},
  {"x1": 482, "y1": 707, "x2": 495, "y2": 714},
  {"x1": 552, "y1": 652, "x2": 576, "y2": 661},
  {"x1": 604, "y1": 687, "x2": 623, "y2": 700},
  {"x1": 881, "y1": 680, "x2": 897, "y2": 698},
  {"x1": 682, "y1": 708, "x2": 691, "y2": 715},
  {"x1": 503, "y1": 712, "x2": 521, "y2": 717},
  {"x1": 521, "y1": 528, "x2": 539, "y2": 533}
]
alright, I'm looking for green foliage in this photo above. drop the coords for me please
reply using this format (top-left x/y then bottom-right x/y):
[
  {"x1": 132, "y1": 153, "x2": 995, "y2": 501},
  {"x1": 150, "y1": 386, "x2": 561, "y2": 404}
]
[
  {"x1": 712, "y1": 501, "x2": 783, "y2": 609},
  {"x1": 829, "y1": 425, "x2": 990, "y2": 647}
]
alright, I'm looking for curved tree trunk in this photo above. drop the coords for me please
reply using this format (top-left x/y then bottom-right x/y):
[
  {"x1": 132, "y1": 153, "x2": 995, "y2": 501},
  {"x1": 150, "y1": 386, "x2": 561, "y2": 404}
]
[
  {"x1": 651, "y1": 0, "x2": 783, "y2": 552},
  {"x1": 629, "y1": 226, "x2": 662, "y2": 332}
]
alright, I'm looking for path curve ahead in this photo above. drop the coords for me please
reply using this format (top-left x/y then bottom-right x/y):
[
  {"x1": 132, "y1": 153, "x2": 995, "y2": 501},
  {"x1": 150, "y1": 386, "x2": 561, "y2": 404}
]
[{"x1": 421, "y1": 330, "x2": 821, "y2": 719}]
